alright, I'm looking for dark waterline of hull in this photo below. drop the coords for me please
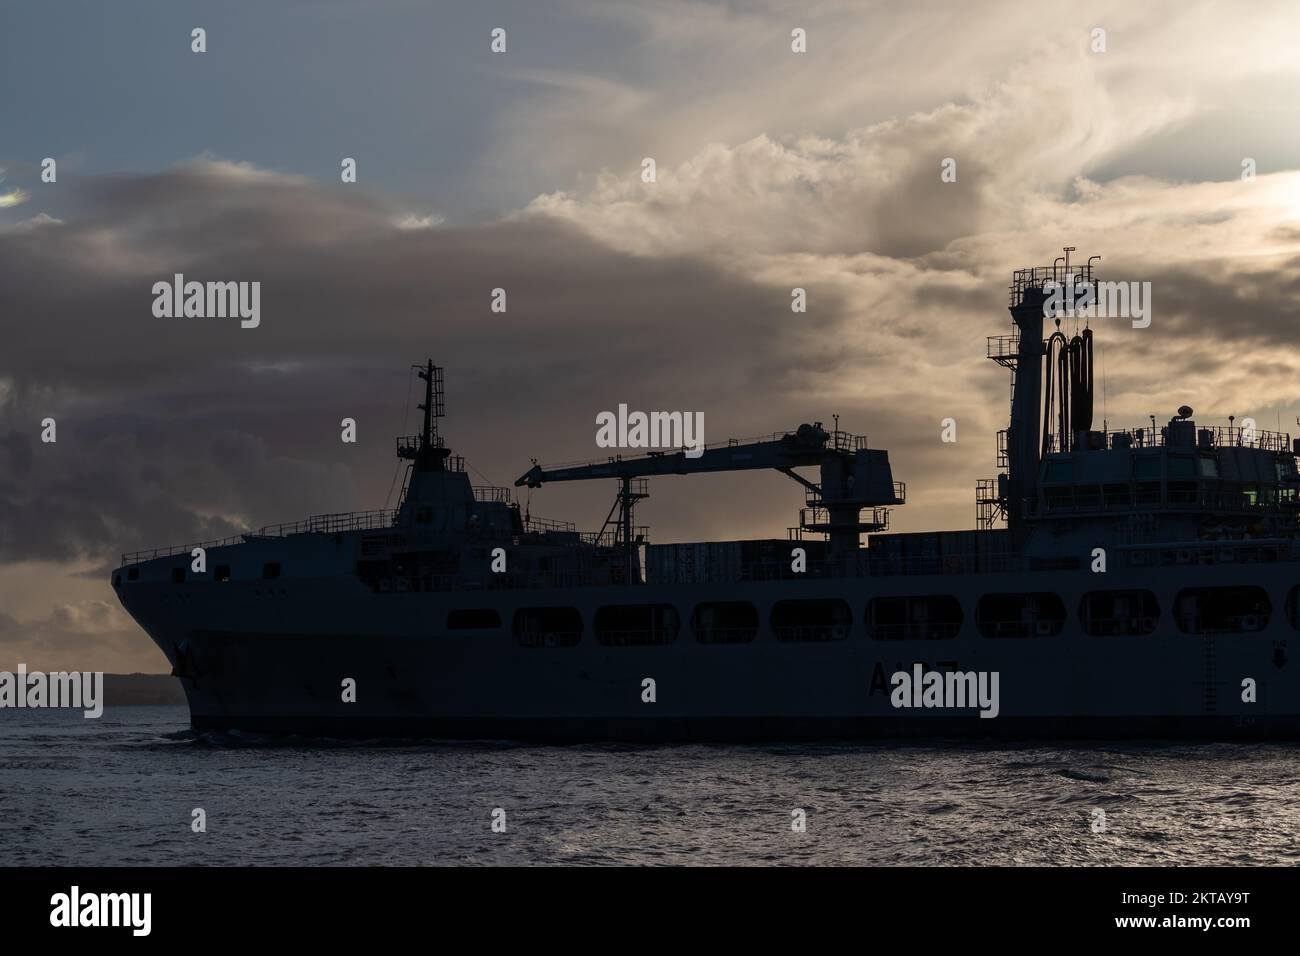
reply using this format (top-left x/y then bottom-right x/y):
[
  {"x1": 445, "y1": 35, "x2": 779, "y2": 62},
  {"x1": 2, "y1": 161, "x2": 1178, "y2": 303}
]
[{"x1": 190, "y1": 713, "x2": 1300, "y2": 742}]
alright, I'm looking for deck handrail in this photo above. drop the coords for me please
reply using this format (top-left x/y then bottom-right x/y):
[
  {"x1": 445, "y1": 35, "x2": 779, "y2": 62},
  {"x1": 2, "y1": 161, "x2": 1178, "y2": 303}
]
[{"x1": 120, "y1": 509, "x2": 402, "y2": 565}]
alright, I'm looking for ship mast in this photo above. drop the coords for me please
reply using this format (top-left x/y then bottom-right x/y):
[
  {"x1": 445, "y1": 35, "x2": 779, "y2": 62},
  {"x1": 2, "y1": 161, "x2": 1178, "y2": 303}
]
[
  {"x1": 398, "y1": 360, "x2": 450, "y2": 472},
  {"x1": 982, "y1": 251, "x2": 1099, "y2": 538}
]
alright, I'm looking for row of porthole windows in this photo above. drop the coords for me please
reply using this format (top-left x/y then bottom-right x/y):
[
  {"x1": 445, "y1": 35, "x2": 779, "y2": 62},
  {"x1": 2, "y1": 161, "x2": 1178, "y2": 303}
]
[
  {"x1": 113, "y1": 576, "x2": 1283, "y2": 639},
  {"x1": 442, "y1": 587, "x2": 1286, "y2": 646}
]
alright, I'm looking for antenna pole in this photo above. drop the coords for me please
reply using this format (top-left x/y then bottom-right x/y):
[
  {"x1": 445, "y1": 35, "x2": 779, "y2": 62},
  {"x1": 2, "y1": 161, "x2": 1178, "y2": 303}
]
[
  {"x1": 420, "y1": 360, "x2": 435, "y2": 450},
  {"x1": 409, "y1": 360, "x2": 449, "y2": 472}
]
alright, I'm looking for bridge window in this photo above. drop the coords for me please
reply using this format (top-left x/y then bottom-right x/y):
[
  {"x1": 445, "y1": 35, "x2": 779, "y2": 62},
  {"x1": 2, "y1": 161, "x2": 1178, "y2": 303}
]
[
  {"x1": 1103, "y1": 484, "x2": 1131, "y2": 507},
  {"x1": 1074, "y1": 486, "x2": 1102, "y2": 509},
  {"x1": 1079, "y1": 589, "x2": 1159, "y2": 635},
  {"x1": 976, "y1": 592, "x2": 1065, "y2": 638},
  {"x1": 171, "y1": 567, "x2": 185, "y2": 584},
  {"x1": 1044, "y1": 486, "x2": 1072, "y2": 509},
  {"x1": 513, "y1": 607, "x2": 582, "y2": 648},
  {"x1": 1174, "y1": 587, "x2": 1270, "y2": 634},
  {"x1": 867, "y1": 595, "x2": 962, "y2": 640},
  {"x1": 595, "y1": 604, "x2": 679, "y2": 646},
  {"x1": 262, "y1": 562, "x2": 281, "y2": 580},
  {"x1": 127, "y1": 568, "x2": 139, "y2": 581},
  {"x1": 693, "y1": 602, "x2": 759, "y2": 644},
  {"x1": 771, "y1": 599, "x2": 852, "y2": 642},
  {"x1": 1135, "y1": 456, "x2": 1161, "y2": 479},
  {"x1": 214, "y1": 565, "x2": 231, "y2": 583},
  {"x1": 447, "y1": 609, "x2": 502, "y2": 630}
]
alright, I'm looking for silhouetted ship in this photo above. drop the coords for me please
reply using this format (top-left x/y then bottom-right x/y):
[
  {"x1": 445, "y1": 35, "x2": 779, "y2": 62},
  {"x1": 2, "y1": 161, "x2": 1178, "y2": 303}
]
[{"x1": 114, "y1": 256, "x2": 1300, "y2": 739}]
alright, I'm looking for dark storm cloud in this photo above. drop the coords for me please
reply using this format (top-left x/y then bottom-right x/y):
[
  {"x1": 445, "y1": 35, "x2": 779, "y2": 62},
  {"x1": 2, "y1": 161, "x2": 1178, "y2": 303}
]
[
  {"x1": 1134, "y1": 257, "x2": 1300, "y2": 349},
  {"x1": 0, "y1": 161, "x2": 832, "y2": 565},
  {"x1": 1, "y1": 162, "x2": 798, "y2": 390}
]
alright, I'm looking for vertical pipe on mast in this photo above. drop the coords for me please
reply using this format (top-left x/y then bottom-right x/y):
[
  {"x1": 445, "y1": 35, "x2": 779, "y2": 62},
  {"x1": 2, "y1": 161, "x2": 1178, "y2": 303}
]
[
  {"x1": 420, "y1": 359, "x2": 434, "y2": 451},
  {"x1": 1007, "y1": 284, "x2": 1047, "y2": 535}
]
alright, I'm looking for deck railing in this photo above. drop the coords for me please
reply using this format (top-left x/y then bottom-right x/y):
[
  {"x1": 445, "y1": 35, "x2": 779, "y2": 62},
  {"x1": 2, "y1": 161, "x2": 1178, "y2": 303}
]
[{"x1": 121, "y1": 509, "x2": 401, "y2": 564}]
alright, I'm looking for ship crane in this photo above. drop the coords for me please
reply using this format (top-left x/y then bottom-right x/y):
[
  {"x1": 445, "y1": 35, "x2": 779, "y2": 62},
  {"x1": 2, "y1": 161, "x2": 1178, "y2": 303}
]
[{"x1": 514, "y1": 422, "x2": 905, "y2": 563}]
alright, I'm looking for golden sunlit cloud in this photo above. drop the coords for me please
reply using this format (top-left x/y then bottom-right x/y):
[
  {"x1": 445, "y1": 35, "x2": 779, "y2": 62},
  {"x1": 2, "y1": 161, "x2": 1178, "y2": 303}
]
[{"x1": 0, "y1": 188, "x2": 31, "y2": 208}]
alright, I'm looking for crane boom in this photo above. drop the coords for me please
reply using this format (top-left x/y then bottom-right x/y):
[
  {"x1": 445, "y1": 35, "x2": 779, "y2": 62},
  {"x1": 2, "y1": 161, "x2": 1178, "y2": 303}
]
[
  {"x1": 515, "y1": 424, "x2": 849, "y2": 487},
  {"x1": 515, "y1": 423, "x2": 905, "y2": 557}
]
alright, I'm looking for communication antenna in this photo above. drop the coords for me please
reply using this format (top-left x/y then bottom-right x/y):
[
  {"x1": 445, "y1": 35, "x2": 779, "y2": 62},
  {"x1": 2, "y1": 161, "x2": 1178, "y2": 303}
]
[
  {"x1": 415, "y1": 360, "x2": 445, "y2": 451},
  {"x1": 397, "y1": 360, "x2": 451, "y2": 471},
  {"x1": 1062, "y1": 247, "x2": 1078, "y2": 334},
  {"x1": 1101, "y1": 343, "x2": 1107, "y2": 434},
  {"x1": 1086, "y1": 256, "x2": 1101, "y2": 331}
]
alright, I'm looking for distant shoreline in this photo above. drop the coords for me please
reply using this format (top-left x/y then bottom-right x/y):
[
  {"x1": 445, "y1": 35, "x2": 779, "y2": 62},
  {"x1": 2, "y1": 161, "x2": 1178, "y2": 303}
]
[{"x1": 103, "y1": 674, "x2": 186, "y2": 706}]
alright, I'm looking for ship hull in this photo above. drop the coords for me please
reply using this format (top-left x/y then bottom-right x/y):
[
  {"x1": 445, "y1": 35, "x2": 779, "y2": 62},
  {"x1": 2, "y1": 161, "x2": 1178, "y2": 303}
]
[{"x1": 119, "y1": 563, "x2": 1300, "y2": 741}]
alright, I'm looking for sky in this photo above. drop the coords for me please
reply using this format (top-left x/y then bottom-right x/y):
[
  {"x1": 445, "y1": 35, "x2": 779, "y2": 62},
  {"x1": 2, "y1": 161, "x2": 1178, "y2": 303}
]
[{"x1": 4, "y1": 0, "x2": 1300, "y2": 671}]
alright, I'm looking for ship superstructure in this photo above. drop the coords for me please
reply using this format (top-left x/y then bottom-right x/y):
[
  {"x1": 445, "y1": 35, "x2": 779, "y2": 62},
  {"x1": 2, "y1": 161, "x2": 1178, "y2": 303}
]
[{"x1": 113, "y1": 256, "x2": 1300, "y2": 739}]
